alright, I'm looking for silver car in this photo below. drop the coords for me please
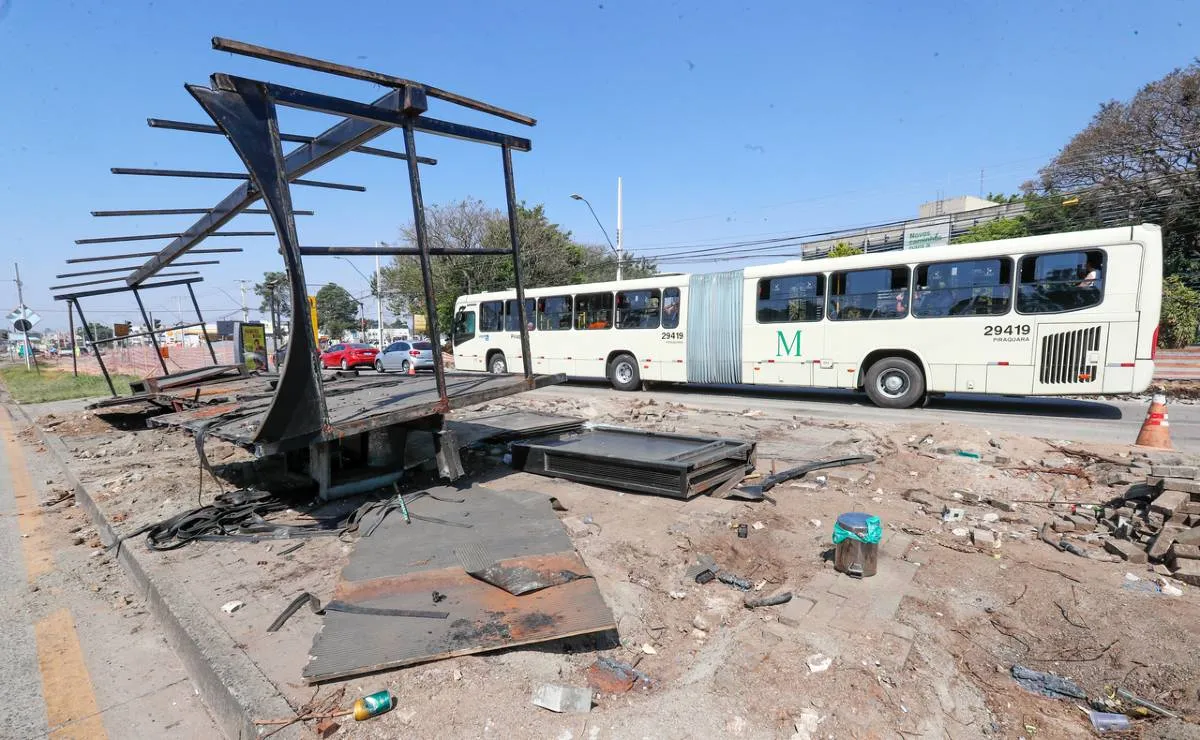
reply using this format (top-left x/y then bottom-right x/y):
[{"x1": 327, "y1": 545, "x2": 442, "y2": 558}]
[{"x1": 375, "y1": 340, "x2": 435, "y2": 373}]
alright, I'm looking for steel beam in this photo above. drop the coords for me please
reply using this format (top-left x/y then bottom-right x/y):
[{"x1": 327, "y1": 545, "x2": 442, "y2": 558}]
[
  {"x1": 503, "y1": 144, "x2": 534, "y2": 379},
  {"x1": 88, "y1": 321, "x2": 208, "y2": 346},
  {"x1": 298, "y1": 246, "x2": 512, "y2": 256},
  {"x1": 73, "y1": 299, "x2": 116, "y2": 396},
  {"x1": 57, "y1": 260, "x2": 220, "y2": 278},
  {"x1": 187, "y1": 282, "x2": 219, "y2": 364},
  {"x1": 133, "y1": 287, "x2": 170, "y2": 375},
  {"x1": 52, "y1": 271, "x2": 200, "y2": 290},
  {"x1": 92, "y1": 208, "x2": 313, "y2": 217},
  {"x1": 76, "y1": 231, "x2": 272, "y2": 245},
  {"x1": 54, "y1": 277, "x2": 205, "y2": 302},
  {"x1": 127, "y1": 87, "x2": 405, "y2": 285},
  {"x1": 214, "y1": 75, "x2": 532, "y2": 152},
  {"x1": 146, "y1": 119, "x2": 436, "y2": 165},
  {"x1": 110, "y1": 168, "x2": 365, "y2": 191},
  {"x1": 67, "y1": 248, "x2": 242, "y2": 264},
  {"x1": 211, "y1": 37, "x2": 536, "y2": 127}
]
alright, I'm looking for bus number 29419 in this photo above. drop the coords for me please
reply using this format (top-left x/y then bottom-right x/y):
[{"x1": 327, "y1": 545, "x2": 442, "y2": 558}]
[
  {"x1": 661, "y1": 331, "x2": 684, "y2": 340},
  {"x1": 983, "y1": 324, "x2": 1031, "y2": 337}
]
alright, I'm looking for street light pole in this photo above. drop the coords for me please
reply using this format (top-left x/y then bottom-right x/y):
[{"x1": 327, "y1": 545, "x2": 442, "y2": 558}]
[
  {"x1": 375, "y1": 245, "x2": 384, "y2": 347},
  {"x1": 616, "y1": 177, "x2": 623, "y2": 281},
  {"x1": 569, "y1": 192, "x2": 621, "y2": 281}
]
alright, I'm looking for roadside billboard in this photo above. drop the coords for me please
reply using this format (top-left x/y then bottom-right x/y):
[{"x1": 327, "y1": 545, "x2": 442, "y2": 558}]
[
  {"x1": 903, "y1": 222, "x2": 951, "y2": 250},
  {"x1": 237, "y1": 322, "x2": 268, "y2": 372}
]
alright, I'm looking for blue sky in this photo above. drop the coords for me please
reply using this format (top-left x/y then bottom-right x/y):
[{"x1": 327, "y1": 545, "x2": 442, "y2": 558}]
[{"x1": 1, "y1": 0, "x2": 1196, "y2": 332}]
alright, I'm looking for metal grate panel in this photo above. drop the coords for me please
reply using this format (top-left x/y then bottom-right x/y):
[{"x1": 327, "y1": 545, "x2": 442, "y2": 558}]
[{"x1": 1039, "y1": 326, "x2": 1101, "y2": 384}]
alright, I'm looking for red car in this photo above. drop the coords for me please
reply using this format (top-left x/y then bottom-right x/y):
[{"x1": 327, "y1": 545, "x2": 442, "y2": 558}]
[{"x1": 320, "y1": 342, "x2": 379, "y2": 370}]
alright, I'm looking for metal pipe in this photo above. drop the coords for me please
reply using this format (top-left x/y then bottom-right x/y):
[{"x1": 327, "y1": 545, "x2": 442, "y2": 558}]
[
  {"x1": 76, "y1": 232, "x2": 272, "y2": 245},
  {"x1": 74, "y1": 300, "x2": 116, "y2": 396},
  {"x1": 67, "y1": 298, "x2": 77, "y2": 377},
  {"x1": 53, "y1": 277, "x2": 205, "y2": 301},
  {"x1": 187, "y1": 283, "x2": 219, "y2": 365},
  {"x1": 110, "y1": 168, "x2": 365, "y2": 191},
  {"x1": 92, "y1": 208, "x2": 314, "y2": 217},
  {"x1": 88, "y1": 321, "x2": 208, "y2": 345},
  {"x1": 400, "y1": 121, "x2": 447, "y2": 405},
  {"x1": 145, "y1": 119, "x2": 436, "y2": 165},
  {"x1": 57, "y1": 260, "x2": 220, "y2": 279},
  {"x1": 298, "y1": 246, "x2": 513, "y2": 256},
  {"x1": 133, "y1": 288, "x2": 170, "y2": 375},
  {"x1": 51, "y1": 271, "x2": 200, "y2": 290},
  {"x1": 211, "y1": 37, "x2": 536, "y2": 127},
  {"x1": 67, "y1": 249, "x2": 242, "y2": 264},
  {"x1": 502, "y1": 144, "x2": 533, "y2": 379}
]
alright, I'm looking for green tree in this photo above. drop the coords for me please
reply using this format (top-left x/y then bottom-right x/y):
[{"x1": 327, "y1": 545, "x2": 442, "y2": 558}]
[
  {"x1": 83, "y1": 323, "x2": 114, "y2": 342},
  {"x1": 825, "y1": 241, "x2": 863, "y2": 258},
  {"x1": 952, "y1": 216, "x2": 1029, "y2": 244},
  {"x1": 315, "y1": 283, "x2": 359, "y2": 339},
  {"x1": 1160, "y1": 275, "x2": 1200, "y2": 348},
  {"x1": 254, "y1": 271, "x2": 292, "y2": 319}
]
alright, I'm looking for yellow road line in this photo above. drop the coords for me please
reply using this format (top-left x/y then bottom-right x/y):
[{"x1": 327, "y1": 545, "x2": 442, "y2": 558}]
[
  {"x1": 0, "y1": 408, "x2": 53, "y2": 580},
  {"x1": 34, "y1": 609, "x2": 107, "y2": 739}
]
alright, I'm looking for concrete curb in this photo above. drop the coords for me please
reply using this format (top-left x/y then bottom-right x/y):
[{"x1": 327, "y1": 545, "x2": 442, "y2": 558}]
[{"x1": 8, "y1": 400, "x2": 300, "y2": 740}]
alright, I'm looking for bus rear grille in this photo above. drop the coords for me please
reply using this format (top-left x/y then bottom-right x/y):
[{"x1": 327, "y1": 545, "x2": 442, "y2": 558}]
[{"x1": 1039, "y1": 326, "x2": 1101, "y2": 384}]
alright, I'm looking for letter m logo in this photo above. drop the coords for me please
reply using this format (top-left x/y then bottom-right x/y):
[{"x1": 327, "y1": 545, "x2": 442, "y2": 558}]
[{"x1": 776, "y1": 330, "x2": 801, "y2": 357}]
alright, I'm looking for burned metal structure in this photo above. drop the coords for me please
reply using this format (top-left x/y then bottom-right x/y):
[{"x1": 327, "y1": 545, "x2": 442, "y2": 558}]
[{"x1": 55, "y1": 38, "x2": 561, "y2": 496}]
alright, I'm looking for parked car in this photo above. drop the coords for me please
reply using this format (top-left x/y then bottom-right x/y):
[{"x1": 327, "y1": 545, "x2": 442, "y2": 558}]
[
  {"x1": 375, "y1": 340, "x2": 435, "y2": 374},
  {"x1": 319, "y1": 342, "x2": 379, "y2": 370}
]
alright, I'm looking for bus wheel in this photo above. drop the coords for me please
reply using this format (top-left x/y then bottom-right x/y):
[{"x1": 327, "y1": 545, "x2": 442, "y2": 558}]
[
  {"x1": 609, "y1": 353, "x2": 640, "y2": 392},
  {"x1": 864, "y1": 357, "x2": 924, "y2": 409},
  {"x1": 489, "y1": 352, "x2": 508, "y2": 374}
]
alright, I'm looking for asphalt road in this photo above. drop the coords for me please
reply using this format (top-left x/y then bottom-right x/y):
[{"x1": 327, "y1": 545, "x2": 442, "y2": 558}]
[
  {"x1": 529, "y1": 381, "x2": 1199, "y2": 452},
  {"x1": 0, "y1": 404, "x2": 217, "y2": 740}
]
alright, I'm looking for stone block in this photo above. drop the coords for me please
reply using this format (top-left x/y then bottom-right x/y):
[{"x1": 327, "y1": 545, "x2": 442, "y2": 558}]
[
  {"x1": 1169, "y1": 543, "x2": 1200, "y2": 561},
  {"x1": 972, "y1": 529, "x2": 997, "y2": 548},
  {"x1": 1104, "y1": 538, "x2": 1147, "y2": 563},
  {"x1": 1159, "y1": 478, "x2": 1200, "y2": 496},
  {"x1": 1151, "y1": 465, "x2": 1198, "y2": 479},
  {"x1": 1052, "y1": 519, "x2": 1076, "y2": 533},
  {"x1": 987, "y1": 497, "x2": 1016, "y2": 512},
  {"x1": 1170, "y1": 559, "x2": 1200, "y2": 586},
  {"x1": 1175, "y1": 526, "x2": 1200, "y2": 546},
  {"x1": 1148, "y1": 527, "x2": 1185, "y2": 560},
  {"x1": 532, "y1": 684, "x2": 593, "y2": 713},
  {"x1": 1151, "y1": 489, "x2": 1190, "y2": 517},
  {"x1": 777, "y1": 596, "x2": 816, "y2": 627}
]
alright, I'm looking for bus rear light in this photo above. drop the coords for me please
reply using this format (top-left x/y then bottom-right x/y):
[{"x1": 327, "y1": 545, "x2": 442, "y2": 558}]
[
  {"x1": 1078, "y1": 373, "x2": 1092, "y2": 381},
  {"x1": 1152, "y1": 325, "x2": 1160, "y2": 359}
]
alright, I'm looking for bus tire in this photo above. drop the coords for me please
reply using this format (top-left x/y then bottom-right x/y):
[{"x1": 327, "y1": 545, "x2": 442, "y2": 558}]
[
  {"x1": 609, "y1": 353, "x2": 640, "y2": 392},
  {"x1": 489, "y1": 352, "x2": 508, "y2": 374},
  {"x1": 864, "y1": 356, "x2": 924, "y2": 409}
]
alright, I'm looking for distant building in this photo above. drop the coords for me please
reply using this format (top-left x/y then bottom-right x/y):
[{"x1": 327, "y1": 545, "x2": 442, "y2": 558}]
[{"x1": 801, "y1": 195, "x2": 1027, "y2": 258}]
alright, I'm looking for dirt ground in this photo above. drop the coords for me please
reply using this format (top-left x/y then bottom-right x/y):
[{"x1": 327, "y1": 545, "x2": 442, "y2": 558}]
[{"x1": 25, "y1": 390, "x2": 1200, "y2": 739}]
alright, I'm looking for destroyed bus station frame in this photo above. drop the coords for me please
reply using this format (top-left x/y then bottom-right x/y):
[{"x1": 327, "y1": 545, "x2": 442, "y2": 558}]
[{"x1": 51, "y1": 37, "x2": 556, "y2": 493}]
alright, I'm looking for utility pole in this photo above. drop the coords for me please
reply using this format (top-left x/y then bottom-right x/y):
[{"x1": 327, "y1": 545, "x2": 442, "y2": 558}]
[
  {"x1": 235, "y1": 280, "x2": 251, "y2": 323},
  {"x1": 616, "y1": 176, "x2": 624, "y2": 281},
  {"x1": 375, "y1": 246, "x2": 384, "y2": 347},
  {"x1": 14, "y1": 263, "x2": 34, "y2": 371}
]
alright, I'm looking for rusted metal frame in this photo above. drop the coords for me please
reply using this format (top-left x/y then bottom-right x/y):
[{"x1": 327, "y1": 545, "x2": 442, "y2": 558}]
[
  {"x1": 68, "y1": 249, "x2": 242, "y2": 264},
  {"x1": 502, "y1": 144, "x2": 533, "y2": 379},
  {"x1": 186, "y1": 282, "x2": 219, "y2": 365},
  {"x1": 51, "y1": 271, "x2": 200, "y2": 290},
  {"x1": 127, "y1": 87, "x2": 405, "y2": 286},
  {"x1": 91, "y1": 207, "x2": 313, "y2": 217},
  {"x1": 188, "y1": 76, "x2": 329, "y2": 444},
  {"x1": 211, "y1": 37, "x2": 536, "y2": 127},
  {"x1": 298, "y1": 246, "x2": 512, "y2": 256},
  {"x1": 88, "y1": 321, "x2": 207, "y2": 346},
  {"x1": 57, "y1": 260, "x2": 220, "y2": 279},
  {"x1": 72, "y1": 299, "x2": 116, "y2": 396},
  {"x1": 132, "y1": 287, "x2": 170, "y2": 375},
  {"x1": 145, "y1": 118, "x2": 436, "y2": 165},
  {"x1": 218, "y1": 76, "x2": 532, "y2": 151},
  {"x1": 110, "y1": 168, "x2": 365, "y2": 192},
  {"x1": 400, "y1": 117, "x2": 449, "y2": 408},
  {"x1": 53, "y1": 277, "x2": 205, "y2": 301},
  {"x1": 76, "y1": 232, "x2": 272, "y2": 245}
]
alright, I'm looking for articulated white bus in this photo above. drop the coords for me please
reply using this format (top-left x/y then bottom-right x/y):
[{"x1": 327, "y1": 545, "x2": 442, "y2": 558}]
[{"x1": 451, "y1": 224, "x2": 1162, "y2": 408}]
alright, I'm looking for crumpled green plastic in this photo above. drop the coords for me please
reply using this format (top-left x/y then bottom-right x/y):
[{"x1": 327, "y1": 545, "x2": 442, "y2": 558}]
[{"x1": 832, "y1": 514, "x2": 882, "y2": 545}]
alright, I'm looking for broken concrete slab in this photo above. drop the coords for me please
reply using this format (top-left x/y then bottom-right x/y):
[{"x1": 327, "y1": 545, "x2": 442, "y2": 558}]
[
  {"x1": 1104, "y1": 539, "x2": 1148, "y2": 564},
  {"x1": 1150, "y1": 477, "x2": 1200, "y2": 496},
  {"x1": 1151, "y1": 465, "x2": 1198, "y2": 480},
  {"x1": 1170, "y1": 559, "x2": 1200, "y2": 586},
  {"x1": 532, "y1": 684, "x2": 593, "y2": 713},
  {"x1": 1151, "y1": 489, "x2": 1190, "y2": 517},
  {"x1": 777, "y1": 595, "x2": 817, "y2": 627},
  {"x1": 1175, "y1": 526, "x2": 1200, "y2": 546},
  {"x1": 1148, "y1": 526, "x2": 1186, "y2": 560},
  {"x1": 971, "y1": 529, "x2": 997, "y2": 548},
  {"x1": 1169, "y1": 543, "x2": 1200, "y2": 562}
]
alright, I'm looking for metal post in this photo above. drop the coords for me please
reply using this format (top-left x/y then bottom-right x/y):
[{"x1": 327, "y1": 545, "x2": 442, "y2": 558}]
[
  {"x1": 616, "y1": 176, "x2": 623, "y2": 281},
  {"x1": 133, "y1": 288, "x2": 170, "y2": 375},
  {"x1": 74, "y1": 300, "x2": 116, "y2": 396},
  {"x1": 67, "y1": 299, "x2": 77, "y2": 376},
  {"x1": 187, "y1": 282, "x2": 218, "y2": 365},
  {"x1": 14, "y1": 263, "x2": 34, "y2": 371},
  {"x1": 502, "y1": 145, "x2": 533, "y2": 379},
  {"x1": 267, "y1": 285, "x2": 280, "y2": 366},
  {"x1": 401, "y1": 121, "x2": 448, "y2": 404},
  {"x1": 375, "y1": 250, "x2": 384, "y2": 347},
  {"x1": 238, "y1": 280, "x2": 250, "y2": 323}
]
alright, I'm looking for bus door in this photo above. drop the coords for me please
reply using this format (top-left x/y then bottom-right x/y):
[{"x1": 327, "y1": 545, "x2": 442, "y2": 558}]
[
  {"x1": 535, "y1": 294, "x2": 575, "y2": 376},
  {"x1": 451, "y1": 305, "x2": 481, "y2": 370},
  {"x1": 504, "y1": 298, "x2": 534, "y2": 369},
  {"x1": 477, "y1": 299, "x2": 505, "y2": 368}
]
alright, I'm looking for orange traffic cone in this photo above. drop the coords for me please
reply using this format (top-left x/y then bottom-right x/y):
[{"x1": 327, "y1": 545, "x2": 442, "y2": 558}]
[
  {"x1": 407, "y1": 361, "x2": 417, "y2": 377},
  {"x1": 1135, "y1": 393, "x2": 1173, "y2": 449}
]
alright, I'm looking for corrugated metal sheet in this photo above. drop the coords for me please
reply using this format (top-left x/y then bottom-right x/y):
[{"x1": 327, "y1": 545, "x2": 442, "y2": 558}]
[{"x1": 686, "y1": 270, "x2": 744, "y2": 384}]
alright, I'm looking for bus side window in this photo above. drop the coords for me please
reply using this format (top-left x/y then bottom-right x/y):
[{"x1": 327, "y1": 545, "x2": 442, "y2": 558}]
[
  {"x1": 662, "y1": 287, "x2": 681, "y2": 329},
  {"x1": 480, "y1": 301, "x2": 503, "y2": 332},
  {"x1": 914, "y1": 258, "x2": 1012, "y2": 318},
  {"x1": 537, "y1": 295, "x2": 572, "y2": 330},
  {"x1": 617, "y1": 288, "x2": 661, "y2": 329},
  {"x1": 756, "y1": 274, "x2": 824, "y2": 322},
  {"x1": 505, "y1": 298, "x2": 535, "y2": 331},
  {"x1": 829, "y1": 267, "x2": 910, "y2": 321},
  {"x1": 576, "y1": 292, "x2": 614, "y2": 330},
  {"x1": 1017, "y1": 250, "x2": 1105, "y2": 314},
  {"x1": 452, "y1": 310, "x2": 476, "y2": 346}
]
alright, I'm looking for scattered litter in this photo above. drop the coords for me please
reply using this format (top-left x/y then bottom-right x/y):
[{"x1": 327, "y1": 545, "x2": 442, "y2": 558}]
[
  {"x1": 806, "y1": 653, "x2": 832, "y2": 673},
  {"x1": 695, "y1": 570, "x2": 716, "y2": 585},
  {"x1": 532, "y1": 685, "x2": 593, "y2": 714},
  {"x1": 951, "y1": 527, "x2": 970, "y2": 537},
  {"x1": 744, "y1": 591, "x2": 792, "y2": 609},
  {"x1": 1086, "y1": 710, "x2": 1130, "y2": 733},
  {"x1": 221, "y1": 600, "x2": 244, "y2": 614},
  {"x1": 352, "y1": 690, "x2": 394, "y2": 721},
  {"x1": 668, "y1": 590, "x2": 687, "y2": 600},
  {"x1": 716, "y1": 571, "x2": 752, "y2": 591},
  {"x1": 1010, "y1": 665, "x2": 1087, "y2": 700},
  {"x1": 586, "y1": 657, "x2": 653, "y2": 694},
  {"x1": 956, "y1": 450, "x2": 982, "y2": 460},
  {"x1": 736, "y1": 524, "x2": 748, "y2": 539},
  {"x1": 942, "y1": 507, "x2": 965, "y2": 522},
  {"x1": 1159, "y1": 578, "x2": 1183, "y2": 597},
  {"x1": 752, "y1": 521, "x2": 765, "y2": 530},
  {"x1": 640, "y1": 643, "x2": 658, "y2": 655},
  {"x1": 276, "y1": 542, "x2": 305, "y2": 557},
  {"x1": 808, "y1": 519, "x2": 822, "y2": 528}
]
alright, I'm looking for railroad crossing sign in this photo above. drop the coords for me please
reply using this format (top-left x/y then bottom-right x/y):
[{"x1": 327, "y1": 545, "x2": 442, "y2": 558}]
[{"x1": 6, "y1": 307, "x2": 41, "y2": 333}]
